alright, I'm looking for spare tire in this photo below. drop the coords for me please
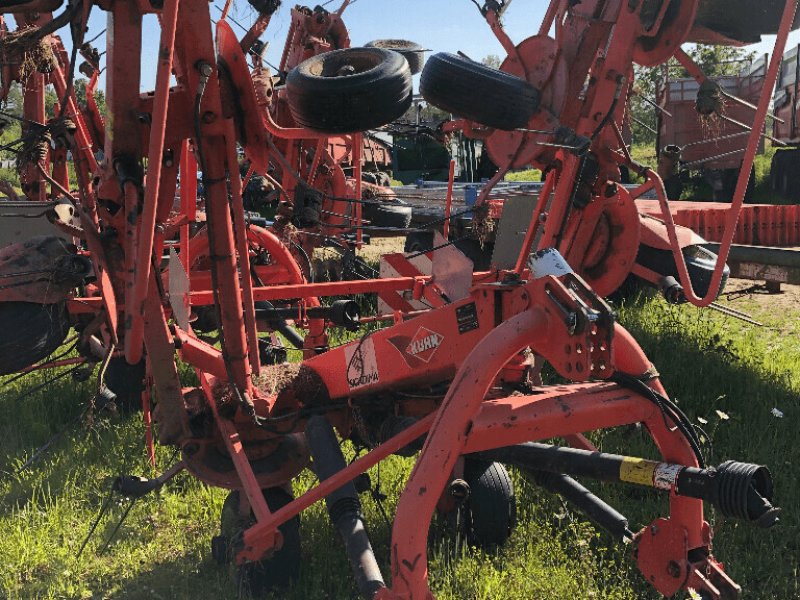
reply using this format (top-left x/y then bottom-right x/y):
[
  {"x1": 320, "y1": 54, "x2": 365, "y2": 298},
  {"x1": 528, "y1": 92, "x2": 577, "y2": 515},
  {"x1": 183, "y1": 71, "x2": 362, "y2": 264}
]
[
  {"x1": 362, "y1": 200, "x2": 412, "y2": 229},
  {"x1": 287, "y1": 47, "x2": 413, "y2": 134},
  {"x1": 365, "y1": 39, "x2": 425, "y2": 74},
  {"x1": 0, "y1": 301, "x2": 70, "y2": 375},
  {"x1": 421, "y1": 52, "x2": 541, "y2": 130}
]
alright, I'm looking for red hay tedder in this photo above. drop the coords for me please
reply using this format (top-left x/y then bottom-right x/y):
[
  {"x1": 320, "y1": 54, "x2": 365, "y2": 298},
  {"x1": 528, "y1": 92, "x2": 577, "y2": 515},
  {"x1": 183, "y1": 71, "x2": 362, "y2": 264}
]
[{"x1": 0, "y1": 0, "x2": 792, "y2": 598}]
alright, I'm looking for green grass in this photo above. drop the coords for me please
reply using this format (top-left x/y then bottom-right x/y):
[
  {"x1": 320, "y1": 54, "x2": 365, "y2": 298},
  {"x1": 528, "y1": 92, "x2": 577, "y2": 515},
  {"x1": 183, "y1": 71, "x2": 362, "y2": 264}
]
[{"x1": 0, "y1": 291, "x2": 798, "y2": 599}]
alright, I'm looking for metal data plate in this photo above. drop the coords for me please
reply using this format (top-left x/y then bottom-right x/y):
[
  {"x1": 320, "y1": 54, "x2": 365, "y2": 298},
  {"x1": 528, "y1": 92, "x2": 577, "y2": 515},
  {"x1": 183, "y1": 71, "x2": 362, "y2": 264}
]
[{"x1": 490, "y1": 194, "x2": 539, "y2": 270}]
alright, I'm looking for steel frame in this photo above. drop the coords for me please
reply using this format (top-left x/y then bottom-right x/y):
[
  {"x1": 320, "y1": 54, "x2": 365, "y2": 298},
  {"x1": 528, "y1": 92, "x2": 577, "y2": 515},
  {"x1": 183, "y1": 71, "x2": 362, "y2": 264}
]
[{"x1": 0, "y1": 1, "x2": 790, "y2": 598}]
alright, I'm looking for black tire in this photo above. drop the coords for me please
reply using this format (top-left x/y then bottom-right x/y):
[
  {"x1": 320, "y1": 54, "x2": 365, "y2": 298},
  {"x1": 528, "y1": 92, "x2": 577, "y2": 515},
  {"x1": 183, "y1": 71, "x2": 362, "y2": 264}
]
[
  {"x1": 287, "y1": 47, "x2": 413, "y2": 134},
  {"x1": 463, "y1": 459, "x2": 516, "y2": 548},
  {"x1": 365, "y1": 39, "x2": 425, "y2": 74},
  {"x1": 420, "y1": 53, "x2": 540, "y2": 131},
  {"x1": 218, "y1": 487, "x2": 301, "y2": 595},
  {"x1": 362, "y1": 200, "x2": 412, "y2": 229},
  {"x1": 0, "y1": 301, "x2": 70, "y2": 375},
  {"x1": 454, "y1": 238, "x2": 493, "y2": 271},
  {"x1": 104, "y1": 357, "x2": 146, "y2": 412},
  {"x1": 404, "y1": 230, "x2": 435, "y2": 254},
  {"x1": 663, "y1": 175, "x2": 684, "y2": 200},
  {"x1": 720, "y1": 167, "x2": 754, "y2": 203},
  {"x1": 634, "y1": 244, "x2": 730, "y2": 300}
]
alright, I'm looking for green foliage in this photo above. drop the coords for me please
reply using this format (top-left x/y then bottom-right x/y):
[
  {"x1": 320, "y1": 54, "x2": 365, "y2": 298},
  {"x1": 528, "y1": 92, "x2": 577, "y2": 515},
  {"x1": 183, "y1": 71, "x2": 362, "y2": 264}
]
[
  {"x1": 481, "y1": 55, "x2": 502, "y2": 69},
  {"x1": 504, "y1": 168, "x2": 541, "y2": 182}
]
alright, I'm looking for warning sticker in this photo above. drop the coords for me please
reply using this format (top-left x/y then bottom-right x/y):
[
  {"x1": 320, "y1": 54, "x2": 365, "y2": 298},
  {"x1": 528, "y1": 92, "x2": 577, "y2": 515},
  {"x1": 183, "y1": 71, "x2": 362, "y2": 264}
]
[
  {"x1": 653, "y1": 463, "x2": 683, "y2": 491},
  {"x1": 344, "y1": 336, "x2": 380, "y2": 390},
  {"x1": 619, "y1": 457, "x2": 657, "y2": 487}
]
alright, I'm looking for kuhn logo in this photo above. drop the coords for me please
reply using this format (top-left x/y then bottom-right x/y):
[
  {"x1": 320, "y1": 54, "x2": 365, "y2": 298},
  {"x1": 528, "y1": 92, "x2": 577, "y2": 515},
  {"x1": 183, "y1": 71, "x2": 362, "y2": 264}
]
[{"x1": 405, "y1": 328, "x2": 444, "y2": 363}]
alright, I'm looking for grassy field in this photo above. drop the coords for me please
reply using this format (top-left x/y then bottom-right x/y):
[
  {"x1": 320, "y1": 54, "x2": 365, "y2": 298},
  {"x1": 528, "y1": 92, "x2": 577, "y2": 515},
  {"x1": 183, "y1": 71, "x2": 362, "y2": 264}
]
[{"x1": 0, "y1": 285, "x2": 798, "y2": 600}]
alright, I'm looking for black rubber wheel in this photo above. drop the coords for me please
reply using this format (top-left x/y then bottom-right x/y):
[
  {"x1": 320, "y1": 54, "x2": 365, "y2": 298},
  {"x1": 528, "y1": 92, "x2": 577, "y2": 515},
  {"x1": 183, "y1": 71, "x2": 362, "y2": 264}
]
[
  {"x1": 464, "y1": 459, "x2": 517, "y2": 548},
  {"x1": 420, "y1": 53, "x2": 540, "y2": 130},
  {"x1": 634, "y1": 244, "x2": 730, "y2": 300},
  {"x1": 104, "y1": 357, "x2": 146, "y2": 412},
  {"x1": 0, "y1": 301, "x2": 70, "y2": 375},
  {"x1": 287, "y1": 47, "x2": 413, "y2": 134},
  {"x1": 219, "y1": 487, "x2": 301, "y2": 595},
  {"x1": 663, "y1": 175, "x2": 684, "y2": 200},
  {"x1": 362, "y1": 200, "x2": 412, "y2": 229},
  {"x1": 454, "y1": 239, "x2": 493, "y2": 271},
  {"x1": 365, "y1": 39, "x2": 425, "y2": 74},
  {"x1": 720, "y1": 167, "x2": 754, "y2": 202}
]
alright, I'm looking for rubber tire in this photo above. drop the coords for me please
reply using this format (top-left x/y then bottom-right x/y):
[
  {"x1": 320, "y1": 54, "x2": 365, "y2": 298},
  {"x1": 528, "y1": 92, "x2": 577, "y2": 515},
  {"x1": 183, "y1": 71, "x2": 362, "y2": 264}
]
[
  {"x1": 104, "y1": 357, "x2": 146, "y2": 412},
  {"x1": 420, "y1": 53, "x2": 540, "y2": 131},
  {"x1": 365, "y1": 39, "x2": 425, "y2": 74},
  {"x1": 287, "y1": 47, "x2": 413, "y2": 134},
  {"x1": 635, "y1": 244, "x2": 730, "y2": 300},
  {"x1": 464, "y1": 459, "x2": 517, "y2": 549},
  {"x1": 220, "y1": 487, "x2": 301, "y2": 595},
  {"x1": 663, "y1": 175, "x2": 684, "y2": 200},
  {"x1": 0, "y1": 301, "x2": 70, "y2": 375},
  {"x1": 362, "y1": 200, "x2": 412, "y2": 229},
  {"x1": 454, "y1": 239, "x2": 493, "y2": 271}
]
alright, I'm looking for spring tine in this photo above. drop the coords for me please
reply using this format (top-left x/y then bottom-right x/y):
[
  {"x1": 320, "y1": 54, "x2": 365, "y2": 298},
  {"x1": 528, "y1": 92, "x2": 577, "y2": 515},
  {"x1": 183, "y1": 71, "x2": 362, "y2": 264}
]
[
  {"x1": 77, "y1": 485, "x2": 115, "y2": 559},
  {"x1": 717, "y1": 114, "x2": 787, "y2": 146},
  {"x1": 718, "y1": 87, "x2": 785, "y2": 124},
  {"x1": 96, "y1": 497, "x2": 137, "y2": 556},
  {"x1": 708, "y1": 302, "x2": 763, "y2": 326}
]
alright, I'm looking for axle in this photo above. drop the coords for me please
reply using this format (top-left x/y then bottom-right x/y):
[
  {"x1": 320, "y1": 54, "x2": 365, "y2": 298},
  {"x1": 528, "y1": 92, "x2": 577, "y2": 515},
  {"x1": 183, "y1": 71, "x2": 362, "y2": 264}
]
[{"x1": 476, "y1": 443, "x2": 780, "y2": 528}]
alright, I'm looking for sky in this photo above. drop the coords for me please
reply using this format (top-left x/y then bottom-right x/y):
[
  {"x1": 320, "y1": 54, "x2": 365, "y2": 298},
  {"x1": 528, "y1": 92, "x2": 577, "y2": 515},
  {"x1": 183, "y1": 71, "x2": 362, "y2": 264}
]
[{"x1": 6, "y1": 0, "x2": 800, "y2": 90}]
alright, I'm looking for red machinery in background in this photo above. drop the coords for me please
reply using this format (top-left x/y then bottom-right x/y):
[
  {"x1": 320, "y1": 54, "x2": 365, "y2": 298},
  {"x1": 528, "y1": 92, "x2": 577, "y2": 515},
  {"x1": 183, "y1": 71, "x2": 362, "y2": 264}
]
[
  {"x1": 0, "y1": 1, "x2": 791, "y2": 599},
  {"x1": 771, "y1": 42, "x2": 800, "y2": 196},
  {"x1": 656, "y1": 55, "x2": 769, "y2": 201}
]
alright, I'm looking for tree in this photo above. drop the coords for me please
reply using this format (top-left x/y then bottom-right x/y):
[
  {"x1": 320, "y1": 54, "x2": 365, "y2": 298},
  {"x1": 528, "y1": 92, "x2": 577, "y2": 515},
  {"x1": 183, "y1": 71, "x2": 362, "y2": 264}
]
[
  {"x1": 74, "y1": 78, "x2": 107, "y2": 116},
  {"x1": 630, "y1": 44, "x2": 755, "y2": 147},
  {"x1": 482, "y1": 54, "x2": 502, "y2": 69}
]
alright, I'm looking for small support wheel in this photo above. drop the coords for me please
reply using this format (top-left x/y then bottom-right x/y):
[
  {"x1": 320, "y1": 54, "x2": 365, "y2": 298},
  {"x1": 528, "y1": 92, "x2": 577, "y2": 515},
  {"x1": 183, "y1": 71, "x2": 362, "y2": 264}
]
[
  {"x1": 218, "y1": 487, "x2": 302, "y2": 595},
  {"x1": 463, "y1": 458, "x2": 517, "y2": 549}
]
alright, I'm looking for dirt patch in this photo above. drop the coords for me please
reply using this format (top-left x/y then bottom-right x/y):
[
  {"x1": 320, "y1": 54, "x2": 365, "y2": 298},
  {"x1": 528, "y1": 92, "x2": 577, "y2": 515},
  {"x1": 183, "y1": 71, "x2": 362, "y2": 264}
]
[
  {"x1": 719, "y1": 279, "x2": 800, "y2": 315},
  {"x1": 253, "y1": 362, "x2": 330, "y2": 407}
]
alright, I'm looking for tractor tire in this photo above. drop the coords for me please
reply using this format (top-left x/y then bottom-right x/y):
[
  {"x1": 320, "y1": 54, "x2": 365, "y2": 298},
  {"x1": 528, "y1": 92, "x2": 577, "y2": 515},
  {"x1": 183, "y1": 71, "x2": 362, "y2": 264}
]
[
  {"x1": 216, "y1": 487, "x2": 301, "y2": 595},
  {"x1": 420, "y1": 53, "x2": 540, "y2": 130},
  {"x1": 362, "y1": 200, "x2": 412, "y2": 229},
  {"x1": 365, "y1": 39, "x2": 425, "y2": 74},
  {"x1": 286, "y1": 47, "x2": 412, "y2": 134},
  {"x1": 663, "y1": 175, "x2": 683, "y2": 200},
  {"x1": 463, "y1": 458, "x2": 517, "y2": 549},
  {"x1": 0, "y1": 301, "x2": 70, "y2": 375},
  {"x1": 104, "y1": 357, "x2": 146, "y2": 412}
]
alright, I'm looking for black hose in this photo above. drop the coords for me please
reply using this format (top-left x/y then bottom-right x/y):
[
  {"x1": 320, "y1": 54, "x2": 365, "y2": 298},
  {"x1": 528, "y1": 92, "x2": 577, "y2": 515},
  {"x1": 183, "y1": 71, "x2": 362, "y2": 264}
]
[{"x1": 305, "y1": 416, "x2": 385, "y2": 599}]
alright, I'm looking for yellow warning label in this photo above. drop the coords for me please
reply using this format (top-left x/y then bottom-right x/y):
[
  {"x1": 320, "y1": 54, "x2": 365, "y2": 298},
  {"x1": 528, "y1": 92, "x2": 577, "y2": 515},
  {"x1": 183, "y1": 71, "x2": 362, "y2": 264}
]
[{"x1": 619, "y1": 457, "x2": 658, "y2": 487}]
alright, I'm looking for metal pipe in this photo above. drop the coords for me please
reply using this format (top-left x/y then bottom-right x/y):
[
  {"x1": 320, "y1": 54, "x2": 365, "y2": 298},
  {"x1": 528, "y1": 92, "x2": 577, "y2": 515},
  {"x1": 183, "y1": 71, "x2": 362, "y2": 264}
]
[
  {"x1": 476, "y1": 443, "x2": 779, "y2": 528},
  {"x1": 305, "y1": 416, "x2": 386, "y2": 599},
  {"x1": 125, "y1": 0, "x2": 181, "y2": 364},
  {"x1": 443, "y1": 159, "x2": 455, "y2": 240},
  {"x1": 703, "y1": 243, "x2": 800, "y2": 268}
]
